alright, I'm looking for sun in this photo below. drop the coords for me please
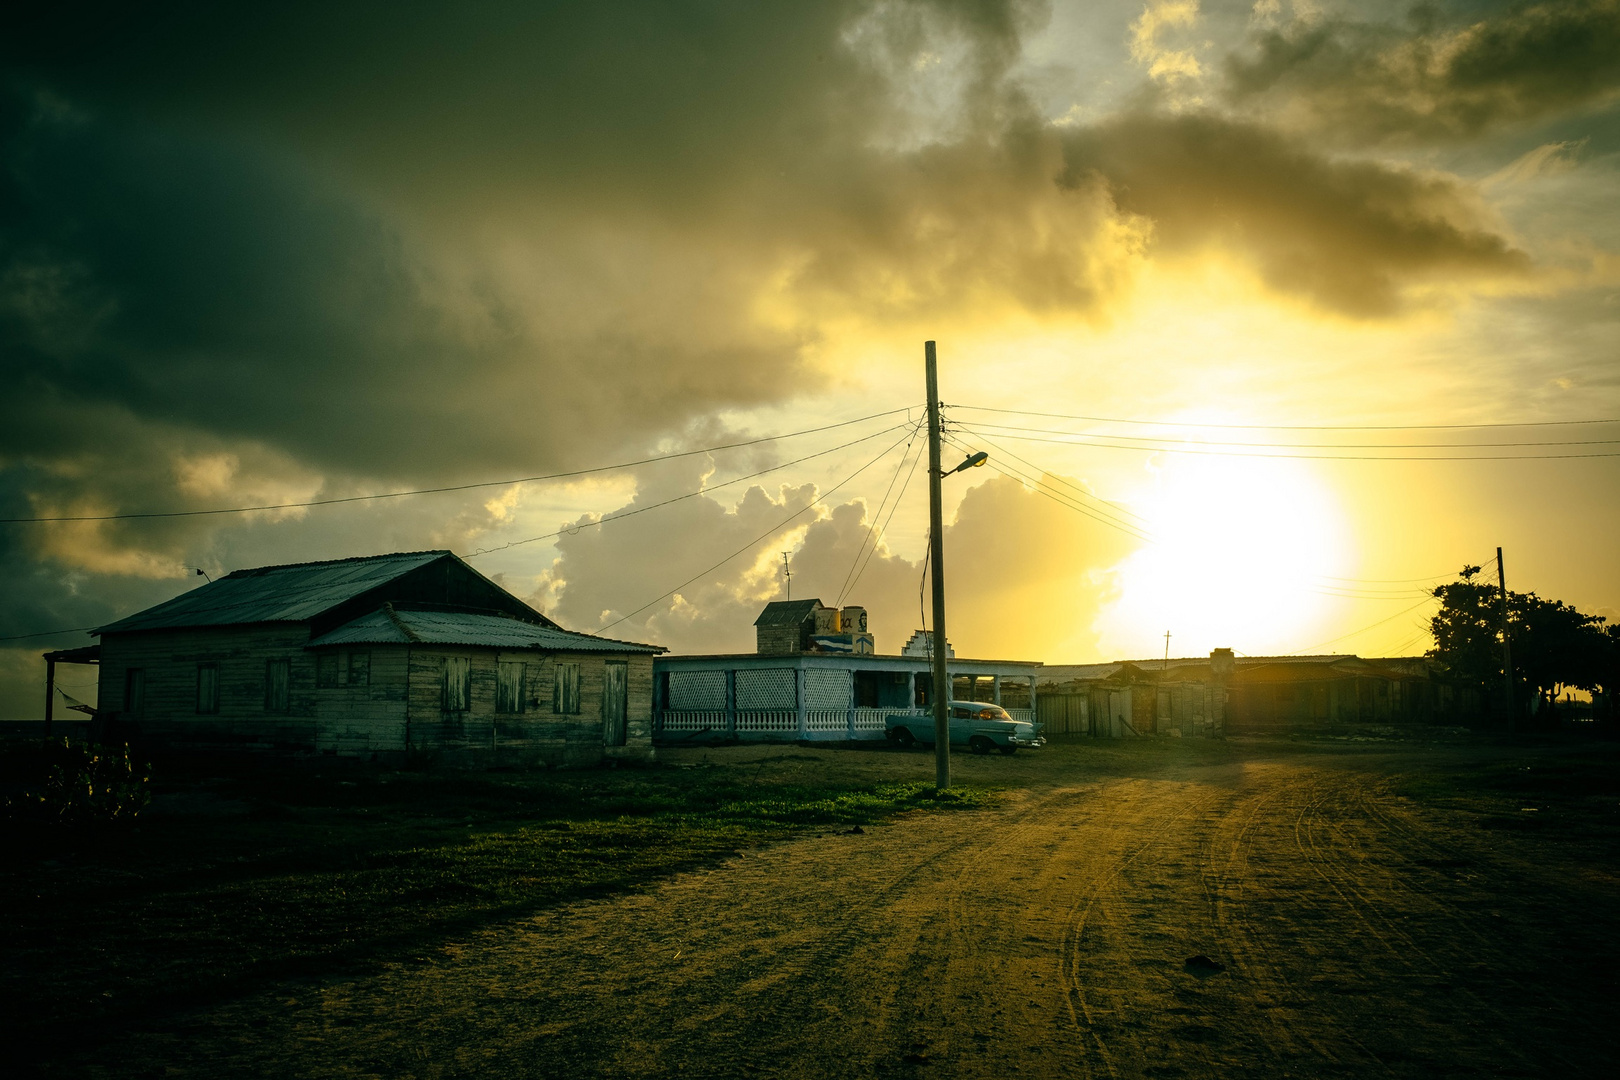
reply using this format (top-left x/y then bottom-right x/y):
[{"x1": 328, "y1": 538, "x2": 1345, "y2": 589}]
[{"x1": 1095, "y1": 454, "x2": 1351, "y2": 659}]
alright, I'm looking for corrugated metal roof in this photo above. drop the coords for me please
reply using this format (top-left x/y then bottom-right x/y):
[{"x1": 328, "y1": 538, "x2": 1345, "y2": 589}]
[
  {"x1": 95, "y1": 551, "x2": 452, "y2": 634},
  {"x1": 754, "y1": 599, "x2": 821, "y2": 627},
  {"x1": 307, "y1": 607, "x2": 664, "y2": 653}
]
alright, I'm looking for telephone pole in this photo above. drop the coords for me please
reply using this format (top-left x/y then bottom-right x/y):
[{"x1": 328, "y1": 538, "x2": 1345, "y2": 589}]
[
  {"x1": 1497, "y1": 547, "x2": 1516, "y2": 730},
  {"x1": 926, "y1": 341, "x2": 951, "y2": 790},
  {"x1": 781, "y1": 551, "x2": 792, "y2": 601}
]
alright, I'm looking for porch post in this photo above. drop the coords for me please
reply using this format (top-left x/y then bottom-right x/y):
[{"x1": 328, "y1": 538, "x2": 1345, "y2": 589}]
[
  {"x1": 726, "y1": 668, "x2": 737, "y2": 739},
  {"x1": 796, "y1": 664, "x2": 808, "y2": 739},
  {"x1": 43, "y1": 657, "x2": 55, "y2": 740},
  {"x1": 992, "y1": 673, "x2": 1001, "y2": 705}
]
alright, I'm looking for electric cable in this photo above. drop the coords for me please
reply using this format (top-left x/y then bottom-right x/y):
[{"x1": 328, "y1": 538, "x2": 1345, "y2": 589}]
[
  {"x1": 596, "y1": 428, "x2": 918, "y2": 633},
  {"x1": 840, "y1": 434, "x2": 927, "y2": 607},
  {"x1": 947, "y1": 404, "x2": 1620, "y2": 432},
  {"x1": 463, "y1": 422, "x2": 910, "y2": 557},
  {"x1": 948, "y1": 424, "x2": 1152, "y2": 527},
  {"x1": 833, "y1": 418, "x2": 926, "y2": 608},
  {"x1": 941, "y1": 433, "x2": 1156, "y2": 543},
  {"x1": 951, "y1": 424, "x2": 1620, "y2": 461},
  {"x1": 1, "y1": 406, "x2": 919, "y2": 524},
  {"x1": 1295, "y1": 596, "x2": 1441, "y2": 654},
  {"x1": 954, "y1": 418, "x2": 1620, "y2": 450}
]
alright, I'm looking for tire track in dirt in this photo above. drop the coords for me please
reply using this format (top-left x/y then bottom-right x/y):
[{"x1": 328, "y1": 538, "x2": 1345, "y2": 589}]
[{"x1": 46, "y1": 743, "x2": 1620, "y2": 1080}]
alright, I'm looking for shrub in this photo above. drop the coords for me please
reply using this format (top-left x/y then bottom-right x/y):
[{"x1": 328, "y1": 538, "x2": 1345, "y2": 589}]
[{"x1": 3, "y1": 739, "x2": 151, "y2": 826}]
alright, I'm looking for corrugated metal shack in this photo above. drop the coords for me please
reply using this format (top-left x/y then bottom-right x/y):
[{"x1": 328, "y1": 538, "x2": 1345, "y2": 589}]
[
  {"x1": 1038, "y1": 649, "x2": 1442, "y2": 737},
  {"x1": 89, "y1": 550, "x2": 663, "y2": 764}
]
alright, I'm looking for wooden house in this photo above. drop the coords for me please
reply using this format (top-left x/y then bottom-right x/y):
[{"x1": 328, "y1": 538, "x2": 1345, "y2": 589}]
[{"x1": 88, "y1": 550, "x2": 663, "y2": 764}]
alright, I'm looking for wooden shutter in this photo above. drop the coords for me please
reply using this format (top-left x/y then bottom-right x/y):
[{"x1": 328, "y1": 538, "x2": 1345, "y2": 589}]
[
  {"x1": 497, "y1": 661, "x2": 526, "y2": 714},
  {"x1": 196, "y1": 663, "x2": 219, "y2": 714},
  {"x1": 348, "y1": 651, "x2": 370, "y2": 687},
  {"x1": 553, "y1": 662, "x2": 580, "y2": 715},
  {"x1": 601, "y1": 662, "x2": 628, "y2": 746},
  {"x1": 265, "y1": 659, "x2": 290, "y2": 713},
  {"x1": 441, "y1": 657, "x2": 471, "y2": 712}
]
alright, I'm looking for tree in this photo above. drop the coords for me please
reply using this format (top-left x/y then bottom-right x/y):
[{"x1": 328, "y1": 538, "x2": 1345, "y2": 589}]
[{"x1": 1428, "y1": 565, "x2": 1615, "y2": 727}]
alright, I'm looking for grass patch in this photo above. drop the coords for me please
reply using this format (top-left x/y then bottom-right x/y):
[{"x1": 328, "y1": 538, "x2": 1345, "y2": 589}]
[{"x1": 0, "y1": 744, "x2": 991, "y2": 1061}]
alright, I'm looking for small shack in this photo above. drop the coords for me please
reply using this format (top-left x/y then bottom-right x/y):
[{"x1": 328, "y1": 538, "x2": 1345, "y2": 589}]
[
  {"x1": 1038, "y1": 649, "x2": 1442, "y2": 737},
  {"x1": 90, "y1": 550, "x2": 663, "y2": 764}
]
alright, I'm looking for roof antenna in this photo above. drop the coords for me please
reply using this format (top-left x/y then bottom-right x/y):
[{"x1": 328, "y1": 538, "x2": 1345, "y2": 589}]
[{"x1": 781, "y1": 551, "x2": 792, "y2": 601}]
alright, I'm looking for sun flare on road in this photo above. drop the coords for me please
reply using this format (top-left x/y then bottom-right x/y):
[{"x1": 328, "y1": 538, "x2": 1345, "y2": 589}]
[{"x1": 1098, "y1": 455, "x2": 1351, "y2": 659}]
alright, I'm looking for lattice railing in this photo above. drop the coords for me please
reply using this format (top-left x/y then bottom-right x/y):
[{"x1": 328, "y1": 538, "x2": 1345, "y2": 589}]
[
  {"x1": 668, "y1": 671, "x2": 726, "y2": 711},
  {"x1": 736, "y1": 669, "x2": 796, "y2": 711}
]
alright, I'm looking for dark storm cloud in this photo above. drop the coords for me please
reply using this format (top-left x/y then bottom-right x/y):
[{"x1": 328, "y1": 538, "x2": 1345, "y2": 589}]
[
  {"x1": 1059, "y1": 111, "x2": 1530, "y2": 315},
  {"x1": 1224, "y1": 0, "x2": 1620, "y2": 143}
]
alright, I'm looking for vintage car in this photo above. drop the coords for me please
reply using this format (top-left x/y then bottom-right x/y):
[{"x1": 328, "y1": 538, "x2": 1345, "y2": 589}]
[{"x1": 885, "y1": 701, "x2": 1045, "y2": 754}]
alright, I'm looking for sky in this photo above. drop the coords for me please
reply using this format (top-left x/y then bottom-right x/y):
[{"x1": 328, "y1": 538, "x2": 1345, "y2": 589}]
[{"x1": 3, "y1": 0, "x2": 1619, "y2": 715}]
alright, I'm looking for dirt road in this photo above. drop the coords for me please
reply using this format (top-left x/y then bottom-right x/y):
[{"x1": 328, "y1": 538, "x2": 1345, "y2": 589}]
[{"x1": 67, "y1": 742, "x2": 1618, "y2": 1078}]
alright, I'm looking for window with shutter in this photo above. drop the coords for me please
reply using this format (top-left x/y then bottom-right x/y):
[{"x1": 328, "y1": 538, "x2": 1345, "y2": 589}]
[
  {"x1": 553, "y1": 662, "x2": 581, "y2": 715},
  {"x1": 348, "y1": 650, "x2": 370, "y2": 687},
  {"x1": 497, "y1": 661, "x2": 526, "y2": 714},
  {"x1": 265, "y1": 659, "x2": 290, "y2": 714},
  {"x1": 196, "y1": 663, "x2": 220, "y2": 715},
  {"x1": 441, "y1": 656, "x2": 472, "y2": 712}
]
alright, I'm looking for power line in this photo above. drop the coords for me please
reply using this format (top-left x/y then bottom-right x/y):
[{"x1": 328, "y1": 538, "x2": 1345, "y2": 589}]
[
  {"x1": 949, "y1": 424, "x2": 1152, "y2": 527},
  {"x1": 833, "y1": 419, "x2": 926, "y2": 608},
  {"x1": 840, "y1": 432, "x2": 928, "y2": 607},
  {"x1": 953, "y1": 419, "x2": 1620, "y2": 451},
  {"x1": 948, "y1": 404, "x2": 1620, "y2": 432},
  {"x1": 0, "y1": 626, "x2": 98, "y2": 642},
  {"x1": 463, "y1": 422, "x2": 911, "y2": 557},
  {"x1": 942, "y1": 433, "x2": 1156, "y2": 543},
  {"x1": 1295, "y1": 596, "x2": 1440, "y2": 654},
  {"x1": 952, "y1": 425, "x2": 1620, "y2": 461},
  {"x1": 597, "y1": 428, "x2": 918, "y2": 633},
  {"x1": 0, "y1": 407, "x2": 918, "y2": 525}
]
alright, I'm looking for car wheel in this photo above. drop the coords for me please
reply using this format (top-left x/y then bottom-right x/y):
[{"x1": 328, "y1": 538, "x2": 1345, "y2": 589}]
[
  {"x1": 892, "y1": 727, "x2": 916, "y2": 748},
  {"x1": 969, "y1": 736, "x2": 993, "y2": 755},
  {"x1": 999, "y1": 744, "x2": 1018, "y2": 755}
]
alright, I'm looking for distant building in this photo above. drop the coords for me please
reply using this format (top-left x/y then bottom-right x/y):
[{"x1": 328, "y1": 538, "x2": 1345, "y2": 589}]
[
  {"x1": 657, "y1": 600, "x2": 1038, "y2": 743},
  {"x1": 754, "y1": 599, "x2": 874, "y2": 656},
  {"x1": 76, "y1": 551, "x2": 663, "y2": 763},
  {"x1": 900, "y1": 630, "x2": 953, "y2": 658},
  {"x1": 1038, "y1": 649, "x2": 1443, "y2": 737}
]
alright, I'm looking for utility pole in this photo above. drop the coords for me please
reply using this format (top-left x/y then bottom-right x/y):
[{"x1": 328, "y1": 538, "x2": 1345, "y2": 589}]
[
  {"x1": 1164, "y1": 632, "x2": 1171, "y2": 672},
  {"x1": 781, "y1": 551, "x2": 792, "y2": 601},
  {"x1": 1497, "y1": 547, "x2": 1516, "y2": 730},
  {"x1": 925, "y1": 341, "x2": 951, "y2": 790}
]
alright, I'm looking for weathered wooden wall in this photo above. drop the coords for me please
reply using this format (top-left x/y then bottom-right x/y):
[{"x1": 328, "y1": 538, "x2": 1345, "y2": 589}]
[
  {"x1": 406, "y1": 648, "x2": 654, "y2": 766},
  {"x1": 99, "y1": 626, "x2": 654, "y2": 762}
]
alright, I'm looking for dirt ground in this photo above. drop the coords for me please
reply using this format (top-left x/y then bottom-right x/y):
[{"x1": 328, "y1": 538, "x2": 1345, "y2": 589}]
[{"x1": 45, "y1": 738, "x2": 1620, "y2": 1079}]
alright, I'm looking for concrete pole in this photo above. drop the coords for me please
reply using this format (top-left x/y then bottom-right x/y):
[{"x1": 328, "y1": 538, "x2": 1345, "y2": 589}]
[
  {"x1": 926, "y1": 341, "x2": 951, "y2": 790},
  {"x1": 1497, "y1": 547, "x2": 1517, "y2": 730}
]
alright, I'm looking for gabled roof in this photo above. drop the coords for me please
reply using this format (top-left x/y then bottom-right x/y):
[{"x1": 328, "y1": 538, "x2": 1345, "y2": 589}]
[
  {"x1": 96, "y1": 551, "x2": 456, "y2": 634},
  {"x1": 306, "y1": 606, "x2": 664, "y2": 654},
  {"x1": 754, "y1": 599, "x2": 823, "y2": 627}
]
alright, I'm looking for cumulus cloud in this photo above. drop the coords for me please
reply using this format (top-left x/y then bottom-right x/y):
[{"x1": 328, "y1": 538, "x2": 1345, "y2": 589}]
[
  {"x1": 1059, "y1": 110, "x2": 1530, "y2": 314},
  {"x1": 1223, "y1": 0, "x2": 1620, "y2": 143}
]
